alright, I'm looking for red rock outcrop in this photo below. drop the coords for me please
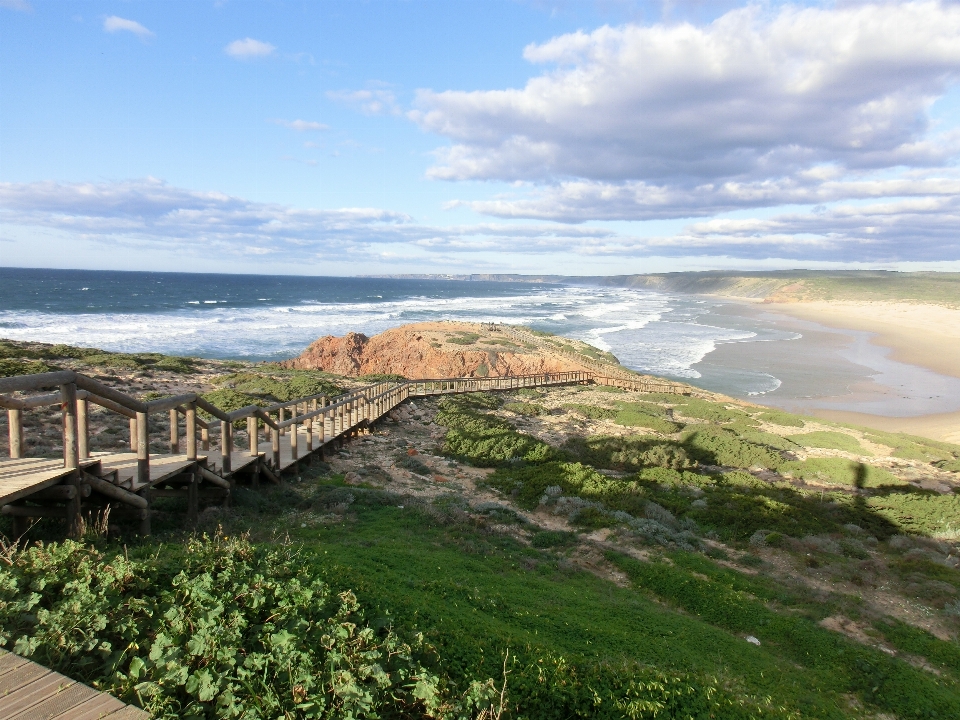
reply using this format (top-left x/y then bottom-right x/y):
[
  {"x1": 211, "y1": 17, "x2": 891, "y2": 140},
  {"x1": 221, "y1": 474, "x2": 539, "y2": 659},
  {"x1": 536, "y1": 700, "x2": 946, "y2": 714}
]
[{"x1": 283, "y1": 322, "x2": 590, "y2": 379}]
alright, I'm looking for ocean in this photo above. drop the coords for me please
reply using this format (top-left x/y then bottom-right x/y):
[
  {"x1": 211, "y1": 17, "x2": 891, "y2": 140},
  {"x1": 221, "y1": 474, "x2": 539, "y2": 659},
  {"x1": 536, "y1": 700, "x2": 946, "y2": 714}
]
[{"x1": 3, "y1": 267, "x2": 959, "y2": 417}]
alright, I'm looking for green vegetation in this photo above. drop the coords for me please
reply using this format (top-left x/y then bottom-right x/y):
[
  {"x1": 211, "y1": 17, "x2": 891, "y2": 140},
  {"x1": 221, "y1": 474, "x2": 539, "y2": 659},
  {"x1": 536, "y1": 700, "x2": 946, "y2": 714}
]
[
  {"x1": 0, "y1": 358, "x2": 56, "y2": 377},
  {"x1": 562, "y1": 403, "x2": 616, "y2": 420},
  {"x1": 858, "y1": 428, "x2": 960, "y2": 462},
  {"x1": 682, "y1": 425, "x2": 786, "y2": 469},
  {"x1": 780, "y1": 458, "x2": 902, "y2": 488},
  {"x1": 213, "y1": 371, "x2": 342, "y2": 403},
  {"x1": 563, "y1": 435, "x2": 695, "y2": 472},
  {"x1": 359, "y1": 373, "x2": 407, "y2": 382},
  {"x1": 787, "y1": 431, "x2": 871, "y2": 455},
  {"x1": 435, "y1": 395, "x2": 556, "y2": 466},
  {"x1": 0, "y1": 534, "x2": 450, "y2": 719},
  {"x1": 614, "y1": 401, "x2": 683, "y2": 433},
  {"x1": 754, "y1": 409, "x2": 806, "y2": 427},
  {"x1": 447, "y1": 332, "x2": 480, "y2": 345},
  {"x1": 502, "y1": 402, "x2": 546, "y2": 416},
  {"x1": 0, "y1": 339, "x2": 200, "y2": 374}
]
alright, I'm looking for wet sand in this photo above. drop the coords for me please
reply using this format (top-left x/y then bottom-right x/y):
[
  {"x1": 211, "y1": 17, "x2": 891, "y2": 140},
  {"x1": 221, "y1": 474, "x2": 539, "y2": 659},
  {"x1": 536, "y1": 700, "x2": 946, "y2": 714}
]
[{"x1": 689, "y1": 302, "x2": 960, "y2": 444}]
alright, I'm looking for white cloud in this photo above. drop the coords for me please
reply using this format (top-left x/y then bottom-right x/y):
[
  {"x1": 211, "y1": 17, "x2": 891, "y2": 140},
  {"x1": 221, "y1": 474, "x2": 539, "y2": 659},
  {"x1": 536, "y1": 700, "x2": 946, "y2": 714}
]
[
  {"x1": 409, "y1": 1, "x2": 960, "y2": 222},
  {"x1": 225, "y1": 37, "x2": 275, "y2": 59},
  {"x1": 2, "y1": 178, "x2": 958, "y2": 262},
  {"x1": 103, "y1": 16, "x2": 154, "y2": 39},
  {"x1": 327, "y1": 87, "x2": 400, "y2": 115},
  {"x1": 271, "y1": 119, "x2": 329, "y2": 132}
]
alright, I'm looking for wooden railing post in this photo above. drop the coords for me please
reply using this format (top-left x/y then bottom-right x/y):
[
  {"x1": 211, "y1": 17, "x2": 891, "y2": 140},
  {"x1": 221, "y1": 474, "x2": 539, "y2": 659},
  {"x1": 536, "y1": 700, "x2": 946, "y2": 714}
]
[
  {"x1": 129, "y1": 417, "x2": 138, "y2": 452},
  {"x1": 279, "y1": 407, "x2": 285, "y2": 435},
  {"x1": 169, "y1": 408, "x2": 179, "y2": 454},
  {"x1": 136, "y1": 410, "x2": 151, "y2": 536},
  {"x1": 77, "y1": 396, "x2": 89, "y2": 460},
  {"x1": 290, "y1": 412, "x2": 298, "y2": 461},
  {"x1": 221, "y1": 420, "x2": 232, "y2": 474},
  {"x1": 271, "y1": 425, "x2": 280, "y2": 469},
  {"x1": 185, "y1": 402, "x2": 197, "y2": 461},
  {"x1": 60, "y1": 382, "x2": 81, "y2": 537},
  {"x1": 248, "y1": 416, "x2": 258, "y2": 456},
  {"x1": 8, "y1": 408, "x2": 23, "y2": 459}
]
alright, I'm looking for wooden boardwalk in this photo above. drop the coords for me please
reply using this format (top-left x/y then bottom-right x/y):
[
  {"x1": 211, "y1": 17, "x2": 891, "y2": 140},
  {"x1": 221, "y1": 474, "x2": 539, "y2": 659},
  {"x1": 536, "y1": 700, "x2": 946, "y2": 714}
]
[
  {"x1": 0, "y1": 648, "x2": 149, "y2": 720},
  {"x1": 0, "y1": 458, "x2": 101, "y2": 506}
]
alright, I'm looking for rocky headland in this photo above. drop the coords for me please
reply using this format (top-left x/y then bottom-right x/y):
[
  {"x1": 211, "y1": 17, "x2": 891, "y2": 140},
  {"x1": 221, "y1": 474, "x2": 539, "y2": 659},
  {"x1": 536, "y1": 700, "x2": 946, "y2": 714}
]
[{"x1": 282, "y1": 321, "x2": 618, "y2": 378}]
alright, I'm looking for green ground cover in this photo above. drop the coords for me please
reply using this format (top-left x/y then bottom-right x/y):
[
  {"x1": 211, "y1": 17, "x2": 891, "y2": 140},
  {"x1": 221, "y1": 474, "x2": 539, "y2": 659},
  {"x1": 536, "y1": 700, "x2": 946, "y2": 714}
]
[{"x1": 787, "y1": 431, "x2": 871, "y2": 455}]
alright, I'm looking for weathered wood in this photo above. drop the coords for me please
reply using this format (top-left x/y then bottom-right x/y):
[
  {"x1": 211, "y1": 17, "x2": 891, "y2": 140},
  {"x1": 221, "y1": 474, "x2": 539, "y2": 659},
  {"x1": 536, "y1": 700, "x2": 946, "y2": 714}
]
[
  {"x1": 185, "y1": 402, "x2": 197, "y2": 460},
  {"x1": 259, "y1": 460, "x2": 281, "y2": 484},
  {"x1": 169, "y1": 408, "x2": 179, "y2": 454},
  {"x1": 196, "y1": 464, "x2": 231, "y2": 489},
  {"x1": 248, "y1": 416, "x2": 258, "y2": 456},
  {"x1": 7, "y1": 408, "x2": 23, "y2": 459},
  {"x1": 146, "y1": 393, "x2": 197, "y2": 413},
  {"x1": 129, "y1": 417, "x2": 137, "y2": 452},
  {"x1": 220, "y1": 420, "x2": 232, "y2": 474},
  {"x1": 0, "y1": 370, "x2": 76, "y2": 394},
  {"x1": 271, "y1": 426, "x2": 280, "y2": 469},
  {"x1": 201, "y1": 426, "x2": 209, "y2": 451},
  {"x1": 60, "y1": 382, "x2": 81, "y2": 537},
  {"x1": 18, "y1": 391, "x2": 62, "y2": 409},
  {"x1": 83, "y1": 473, "x2": 149, "y2": 509},
  {"x1": 74, "y1": 374, "x2": 147, "y2": 413},
  {"x1": 86, "y1": 391, "x2": 137, "y2": 419},
  {"x1": 28, "y1": 483, "x2": 85, "y2": 501},
  {"x1": 278, "y1": 406, "x2": 285, "y2": 436},
  {"x1": 77, "y1": 397, "x2": 89, "y2": 460},
  {"x1": 135, "y1": 412, "x2": 149, "y2": 487}
]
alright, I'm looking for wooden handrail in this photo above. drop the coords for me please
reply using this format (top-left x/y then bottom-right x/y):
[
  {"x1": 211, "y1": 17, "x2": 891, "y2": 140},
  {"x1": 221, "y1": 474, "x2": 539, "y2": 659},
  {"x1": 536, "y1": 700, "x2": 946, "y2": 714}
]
[{"x1": 0, "y1": 370, "x2": 77, "y2": 394}]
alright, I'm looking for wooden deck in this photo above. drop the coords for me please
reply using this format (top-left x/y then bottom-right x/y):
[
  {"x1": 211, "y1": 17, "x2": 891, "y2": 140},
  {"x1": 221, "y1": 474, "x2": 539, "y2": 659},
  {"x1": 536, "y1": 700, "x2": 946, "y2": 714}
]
[
  {"x1": 0, "y1": 457, "x2": 101, "y2": 506},
  {"x1": 259, "y1": 425, "x2": 330, "y2": 472},
  {"x1": 201, "y1": 449, "x2": 262, "y2": 477},
  {"x1": 90, "y1": 452, "x2": 201, "y2": 492},
  {"x1": 0, "y1": 648, "x2": 149, "y2": 720}
]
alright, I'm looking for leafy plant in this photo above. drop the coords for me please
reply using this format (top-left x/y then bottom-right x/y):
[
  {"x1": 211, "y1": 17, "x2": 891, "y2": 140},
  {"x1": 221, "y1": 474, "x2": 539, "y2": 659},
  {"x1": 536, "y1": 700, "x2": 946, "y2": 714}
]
[
  {"x1": 0, "y1": 534, "x2": 447, "y2": 719},
  {"x1": 787, "y1": 431, "x2": 870, "y2": 455},
  {"x1": 502, "y1": 402, "x2": 546, "y2": 417}
]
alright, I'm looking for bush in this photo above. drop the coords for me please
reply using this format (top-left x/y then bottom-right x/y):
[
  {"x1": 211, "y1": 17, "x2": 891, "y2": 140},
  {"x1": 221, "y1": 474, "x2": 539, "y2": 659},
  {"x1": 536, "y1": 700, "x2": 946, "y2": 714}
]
[
  {"x1": 779, "y1": 458, "x2": 901, "y2": 487},
  {"x1": 564, "y1": 435, "x2": 695, "y2": 471},
  {"x1": 0, "y1": 358, "x2": 56, "y2": 377},
  {"x1": 503, "y1": 402, "x2": 546, "y2": 416},
  {"x1": 436, "y1": 397, "x2": 555, "y2": 466},
  {"x1": 530, "y1": 530, "x2": 577, "y2": 548},
  {"x1": 0, "y1": 535, "x2": 445, "y2": 719},
  {"x1": 562, "y1": 404, "x2": 616, "y2": 420},
  {"x1": 754, "y1": 409, "x2": 806, "y2": 427},
  {"x1": 682, "y1": 426, "x2": 785, "y2": 469},
  {"x1": 786, "y1": 431, "x2": 870, "y2": 455}
]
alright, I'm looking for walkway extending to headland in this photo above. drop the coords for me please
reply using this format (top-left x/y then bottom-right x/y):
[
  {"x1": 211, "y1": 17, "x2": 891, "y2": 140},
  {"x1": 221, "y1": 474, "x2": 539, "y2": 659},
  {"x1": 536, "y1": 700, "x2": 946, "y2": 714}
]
[{"x1": 0, "y1": 363, "x2": 684, "y2": 538}]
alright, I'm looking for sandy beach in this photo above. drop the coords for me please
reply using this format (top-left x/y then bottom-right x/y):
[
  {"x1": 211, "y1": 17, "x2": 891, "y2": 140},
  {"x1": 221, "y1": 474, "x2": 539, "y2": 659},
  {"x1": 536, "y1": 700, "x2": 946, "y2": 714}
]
[
  {"x1": 765, "y1": 301, "x2": 960, "y2": 380},
  {"x1": 748, "y1": 301, "x2": 960, "y2": 443}
]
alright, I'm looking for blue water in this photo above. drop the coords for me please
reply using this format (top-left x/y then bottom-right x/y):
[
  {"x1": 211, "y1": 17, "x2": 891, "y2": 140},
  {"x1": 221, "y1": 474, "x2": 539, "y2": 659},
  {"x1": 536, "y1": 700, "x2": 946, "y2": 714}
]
[{"x1": 3, "y1": 267, "x2": 959, "y2": 417}]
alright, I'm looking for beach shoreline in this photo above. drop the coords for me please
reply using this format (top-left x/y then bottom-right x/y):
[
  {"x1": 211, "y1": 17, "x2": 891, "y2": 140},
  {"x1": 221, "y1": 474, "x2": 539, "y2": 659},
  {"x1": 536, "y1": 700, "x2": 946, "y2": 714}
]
[{"x1": 715, "y1": 300, "x2": 960, "y2": 443}]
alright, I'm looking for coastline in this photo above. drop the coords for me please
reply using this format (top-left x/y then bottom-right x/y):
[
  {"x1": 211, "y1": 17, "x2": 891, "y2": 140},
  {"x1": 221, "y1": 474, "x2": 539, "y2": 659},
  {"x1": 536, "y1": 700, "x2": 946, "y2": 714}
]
[
  {"x1": 692, "y1": 299, "x2": 960, "y2": 444},
  {"x1": 763, "y1": 301, "x2": 960, "y2": 380}
]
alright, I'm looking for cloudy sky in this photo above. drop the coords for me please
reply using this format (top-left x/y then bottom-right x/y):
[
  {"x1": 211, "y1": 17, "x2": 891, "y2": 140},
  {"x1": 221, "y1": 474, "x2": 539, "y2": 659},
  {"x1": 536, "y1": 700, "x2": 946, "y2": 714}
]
[{"x1": 2, "y1": 0, "x2": 959, "y2": 276}]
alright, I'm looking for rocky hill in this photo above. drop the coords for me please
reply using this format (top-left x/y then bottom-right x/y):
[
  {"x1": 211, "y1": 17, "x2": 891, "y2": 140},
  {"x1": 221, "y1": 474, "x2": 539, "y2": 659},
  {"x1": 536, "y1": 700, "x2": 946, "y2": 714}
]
[{"x1": 282, "y1": 321, "x2": 622, "y2": 378}]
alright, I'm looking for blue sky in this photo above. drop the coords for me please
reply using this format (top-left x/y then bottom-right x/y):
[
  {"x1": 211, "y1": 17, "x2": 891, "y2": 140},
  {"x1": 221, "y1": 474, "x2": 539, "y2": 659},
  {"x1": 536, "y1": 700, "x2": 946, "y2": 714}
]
[{"x1": 1, "y1": 0, "x2": 959, "y2": 276}]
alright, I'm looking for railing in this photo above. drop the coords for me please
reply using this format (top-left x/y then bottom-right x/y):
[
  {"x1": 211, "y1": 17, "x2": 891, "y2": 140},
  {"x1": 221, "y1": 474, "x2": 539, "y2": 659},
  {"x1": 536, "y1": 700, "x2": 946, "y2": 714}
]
[{"x1": 1, "y1": 368, "x2": 687, "y2": 483}]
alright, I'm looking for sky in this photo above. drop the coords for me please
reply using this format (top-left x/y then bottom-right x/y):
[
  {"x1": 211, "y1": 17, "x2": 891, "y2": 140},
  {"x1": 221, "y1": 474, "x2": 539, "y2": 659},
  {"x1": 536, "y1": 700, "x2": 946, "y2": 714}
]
[{"x1": 1, "y1": 0, "x2": 959, "y2": 276}]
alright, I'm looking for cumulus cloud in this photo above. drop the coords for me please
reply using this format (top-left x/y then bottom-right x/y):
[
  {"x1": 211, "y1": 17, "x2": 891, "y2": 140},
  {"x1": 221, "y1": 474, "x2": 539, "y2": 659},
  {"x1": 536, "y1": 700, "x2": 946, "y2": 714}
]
[
  {"x1": 409, "y1": 1, "x2": 960, "y2": 222},
  {"x1": 271, "y1": 119, "x2": 329, "y2": 132},
  {"x1": 225, "y1": 37, "x2": 275, "y2": 59},
  {"x1": 3, "y1": 178, "x2": 958, "y2": 262},
  {"x1": 103, "y1": 16, "x2": 154, "y2": 39}
]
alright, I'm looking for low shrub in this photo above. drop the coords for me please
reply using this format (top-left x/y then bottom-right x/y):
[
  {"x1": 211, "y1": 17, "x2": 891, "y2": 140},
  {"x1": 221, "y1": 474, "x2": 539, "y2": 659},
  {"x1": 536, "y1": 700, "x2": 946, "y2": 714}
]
[
  {"x1": 562, "y1": 404, "x2": 616, "y2": 420},
  {"x1": 754, "y1": 409, "x2": 806, "y2": 427},
  {"x1": 780, "y1": 458, "x2": 901, "y2": 487},
  {"x1": 503, "y1": 402, "x2": 546, "y2": 416},
  {"x1": 0, "y1": 358, "x2": 56, "y2": 377},
  {"x1": 0, "y1": 534, "x2": 448, "y2": 719},
  {"x1": 786, "y1": 431, "x2": 870, "y2": 455},
  {"x1": 564, "y1": 435, "x2": 695, "y2": 471},
  {"x1": 436, "y1": 397, "x2": 555, "y2": 466},
  {"x1": 614, "y1": 402, "x2": 683, "y2": 433},
  {"x1": 682, "y1": 426, "x2": 785, "y2": 469}
]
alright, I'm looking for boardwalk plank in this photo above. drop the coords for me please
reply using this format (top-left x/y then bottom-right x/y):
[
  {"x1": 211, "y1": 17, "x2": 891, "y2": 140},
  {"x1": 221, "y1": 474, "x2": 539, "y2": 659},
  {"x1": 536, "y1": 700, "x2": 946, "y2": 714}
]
[
  {"x1": 6, "y1": 681, "x2": 95, "y2": 720},
  {"x1": 0, "y1": 673, "x2": 74, "y2": 718}
]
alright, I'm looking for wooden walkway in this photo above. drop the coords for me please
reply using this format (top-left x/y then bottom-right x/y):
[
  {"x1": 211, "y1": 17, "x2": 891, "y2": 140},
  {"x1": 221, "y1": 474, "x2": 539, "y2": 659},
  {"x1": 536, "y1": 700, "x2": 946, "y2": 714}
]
[
  {"x1": 0, "y1": 458, "x2": 102, "y2": 507},
  {"x1": 0, "y1": 648, "x2": 149, "y2": 720}
]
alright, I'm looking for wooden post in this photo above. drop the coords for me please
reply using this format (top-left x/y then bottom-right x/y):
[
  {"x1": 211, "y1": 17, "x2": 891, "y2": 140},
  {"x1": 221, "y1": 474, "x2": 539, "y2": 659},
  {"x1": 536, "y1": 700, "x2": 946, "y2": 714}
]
[
  {"x1": 279, "y1": 407, "x2": 285, "y2": 435},
  {"x1": 169, "y1": 408, "x2": 179, "y2": 454},
  {"x1": 290, "y1": 413, "x2": 298, "y2": 462},
  {"x1": 7, "y1": 408, "x2": 22, "y2": 459},
  {"x1": 136, "y1": 411, "x2": 149, "y2": 486},
  {"x1": 271, "y1": 426, "x2": 280, "y2": 469},
  {"x1": 185, "y1": 403, "x2": 197, "y2": 461},
  {"x1": 201, "y1": 426, "x2": 209, "y2": 451},
  {"x1": 61, "y1": 382, "x2": 81, "y2": 537},
  {"x1": 77, "y1": 397, "x2": 89, "y2": 460},
  {"x1": 221, "y1": 420, "x2": 232, "y2": 475},
  {"x1": 129, "y1": 417, "x2": 138, "y2": 452},
  {"x1": 136, "y1": 410, "x2": 151, "y2": 535},
  {"x1": 248, "y1": 416, "x2": 258, "y2": 456}
]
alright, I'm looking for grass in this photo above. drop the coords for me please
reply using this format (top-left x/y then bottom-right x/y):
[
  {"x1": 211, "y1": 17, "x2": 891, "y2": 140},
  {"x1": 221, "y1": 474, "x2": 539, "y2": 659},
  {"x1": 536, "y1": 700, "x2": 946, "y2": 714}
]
[
  {"x1": 754, "y1": 409, "x2": 807, "y2": 427},
  {"x1": 562, "y1": 403, "x2": 616, "y2": 420},
  {"x1": 779, "y1": 458, "x2": 902, "y2": 488},
  {"x1": 502, "y1": 402, "x2": 546, "y2": 416}
]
